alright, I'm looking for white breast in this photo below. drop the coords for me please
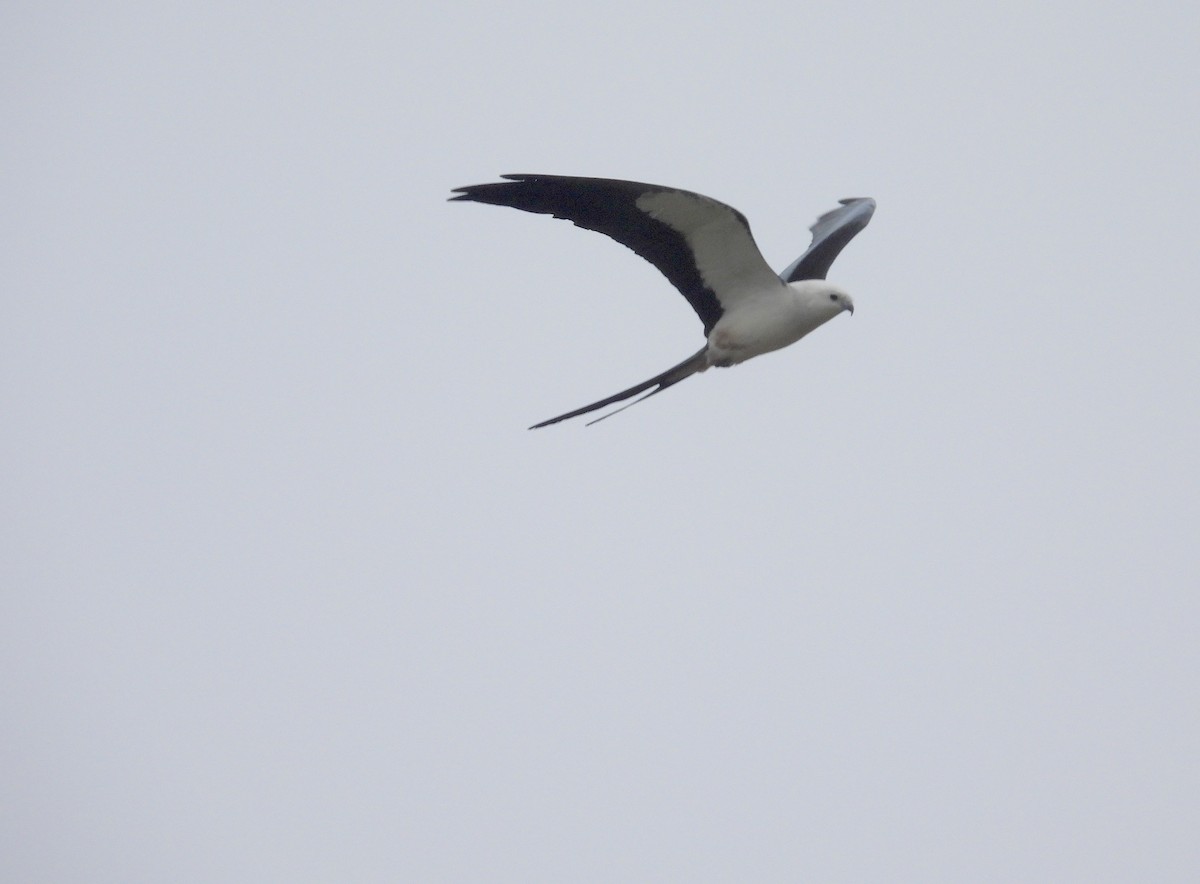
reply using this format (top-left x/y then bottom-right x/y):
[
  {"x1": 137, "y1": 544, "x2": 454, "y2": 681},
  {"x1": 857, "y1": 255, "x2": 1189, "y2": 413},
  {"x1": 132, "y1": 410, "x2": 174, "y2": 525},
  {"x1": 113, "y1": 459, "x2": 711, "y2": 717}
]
[{"x1": 707, "y1": 284, "x2": 840, "y2": 365}]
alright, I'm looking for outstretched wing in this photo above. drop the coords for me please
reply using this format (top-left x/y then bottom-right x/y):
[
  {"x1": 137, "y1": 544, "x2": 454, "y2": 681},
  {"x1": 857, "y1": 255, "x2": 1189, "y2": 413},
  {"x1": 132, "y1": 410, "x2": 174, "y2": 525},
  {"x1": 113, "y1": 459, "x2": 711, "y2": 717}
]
[
  {"x1": 780, "y1": 197, "x2": 876, "y2": 282},
  {"x1": 450, "y1": 174, "x2": 783, "y2": 335}
]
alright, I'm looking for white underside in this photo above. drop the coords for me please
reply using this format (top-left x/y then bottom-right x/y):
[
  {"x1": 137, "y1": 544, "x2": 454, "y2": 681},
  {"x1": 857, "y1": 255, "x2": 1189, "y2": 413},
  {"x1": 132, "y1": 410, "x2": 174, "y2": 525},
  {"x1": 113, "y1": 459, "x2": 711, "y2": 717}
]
[{"x1": 706, "y1": 281, "x2": 847, "y2": 367}]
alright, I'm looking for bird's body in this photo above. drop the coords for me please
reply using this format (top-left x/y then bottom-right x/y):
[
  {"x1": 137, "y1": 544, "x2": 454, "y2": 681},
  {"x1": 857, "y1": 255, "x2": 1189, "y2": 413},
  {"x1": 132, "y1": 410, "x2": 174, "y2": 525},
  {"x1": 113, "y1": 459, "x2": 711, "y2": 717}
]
[
  {"x1": 706, "y1": 279, "x2": 851, "y2": 367},
  {"x1": 450, "y1": 174, "x2": 874, "y2": 427}
]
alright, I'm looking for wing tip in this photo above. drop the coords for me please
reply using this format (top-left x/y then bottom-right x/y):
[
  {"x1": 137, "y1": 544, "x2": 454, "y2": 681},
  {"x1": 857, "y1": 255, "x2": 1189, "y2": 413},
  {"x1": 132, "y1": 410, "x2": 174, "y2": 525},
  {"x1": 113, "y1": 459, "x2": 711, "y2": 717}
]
[{"x1": 448, "y1": 174, "x2": 556, "y2": 203}]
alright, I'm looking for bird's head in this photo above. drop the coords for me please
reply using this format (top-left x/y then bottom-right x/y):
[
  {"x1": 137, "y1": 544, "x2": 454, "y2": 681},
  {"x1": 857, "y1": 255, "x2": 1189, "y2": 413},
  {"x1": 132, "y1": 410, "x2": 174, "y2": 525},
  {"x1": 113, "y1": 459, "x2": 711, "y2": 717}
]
[{"x1": 792, "y1": 279, "x2": 855, "y2": 317}]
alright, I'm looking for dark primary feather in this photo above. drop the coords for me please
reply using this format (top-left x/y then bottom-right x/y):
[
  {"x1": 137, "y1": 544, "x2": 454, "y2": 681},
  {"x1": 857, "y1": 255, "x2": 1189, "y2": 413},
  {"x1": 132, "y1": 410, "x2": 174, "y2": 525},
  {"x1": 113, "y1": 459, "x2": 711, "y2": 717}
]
[
  {"x1": 450, "y1": 174, "x2": 737, "y2": 333},
  {"x1": 780, "y1": 197, "x2": 876, "y2": 282}
]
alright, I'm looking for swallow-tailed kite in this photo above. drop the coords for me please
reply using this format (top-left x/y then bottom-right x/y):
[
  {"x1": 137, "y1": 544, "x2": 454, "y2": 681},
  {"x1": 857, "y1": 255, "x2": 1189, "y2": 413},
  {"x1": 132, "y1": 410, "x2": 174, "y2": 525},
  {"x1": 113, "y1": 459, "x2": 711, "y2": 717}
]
[{"x1": 450, "y1": 174, "x2": 874, "y2": 428}]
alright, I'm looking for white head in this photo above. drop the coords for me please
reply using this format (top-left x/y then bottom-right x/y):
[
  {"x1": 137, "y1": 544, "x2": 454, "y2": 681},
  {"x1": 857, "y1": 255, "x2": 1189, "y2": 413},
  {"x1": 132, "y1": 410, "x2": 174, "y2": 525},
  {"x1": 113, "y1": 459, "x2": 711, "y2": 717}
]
[{"x1": 790, "y1": 279, "x2": 855, "y2": 318}]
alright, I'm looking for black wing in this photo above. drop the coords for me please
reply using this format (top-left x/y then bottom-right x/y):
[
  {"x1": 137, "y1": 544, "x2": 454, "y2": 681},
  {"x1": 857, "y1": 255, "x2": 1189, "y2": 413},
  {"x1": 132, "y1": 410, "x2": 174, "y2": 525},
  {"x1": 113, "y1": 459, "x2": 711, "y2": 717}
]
[
  {"x1": 450, "y1": 174, "x2": 778, "y2": 335},
  {"x1": 780, "y1": 197, "x2": 876, "y2": 282}
]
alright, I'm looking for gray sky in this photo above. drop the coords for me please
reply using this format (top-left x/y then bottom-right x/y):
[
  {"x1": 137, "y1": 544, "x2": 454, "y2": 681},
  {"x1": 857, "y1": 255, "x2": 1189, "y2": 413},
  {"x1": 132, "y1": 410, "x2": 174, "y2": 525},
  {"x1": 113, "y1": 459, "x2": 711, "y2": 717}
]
[{"x1": 4, "y1": 2, "x2": 1199, "y2": 881}]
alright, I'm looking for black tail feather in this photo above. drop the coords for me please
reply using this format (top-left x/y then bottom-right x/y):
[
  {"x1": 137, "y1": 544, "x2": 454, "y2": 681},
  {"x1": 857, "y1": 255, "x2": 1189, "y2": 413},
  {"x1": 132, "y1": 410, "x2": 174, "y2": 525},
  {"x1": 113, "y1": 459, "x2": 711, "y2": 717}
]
[{"x1": 529, "y1": 347, "x2": 709, "y2": 429}]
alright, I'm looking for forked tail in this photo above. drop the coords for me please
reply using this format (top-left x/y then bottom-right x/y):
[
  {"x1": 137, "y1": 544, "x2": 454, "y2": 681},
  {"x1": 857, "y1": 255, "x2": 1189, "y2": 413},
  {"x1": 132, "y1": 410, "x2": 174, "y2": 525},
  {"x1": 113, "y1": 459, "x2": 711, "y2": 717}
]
[{"x1": 529, "y1": 347, "x2": 709, "y2": 429}]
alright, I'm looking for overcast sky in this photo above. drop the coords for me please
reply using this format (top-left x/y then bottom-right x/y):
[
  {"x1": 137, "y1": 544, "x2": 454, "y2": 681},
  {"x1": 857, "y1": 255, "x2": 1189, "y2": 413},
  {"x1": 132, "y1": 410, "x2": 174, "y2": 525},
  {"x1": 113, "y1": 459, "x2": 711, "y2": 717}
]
[{"x1": 4, "y1": 2, "x2": 1199, "y2": 881}]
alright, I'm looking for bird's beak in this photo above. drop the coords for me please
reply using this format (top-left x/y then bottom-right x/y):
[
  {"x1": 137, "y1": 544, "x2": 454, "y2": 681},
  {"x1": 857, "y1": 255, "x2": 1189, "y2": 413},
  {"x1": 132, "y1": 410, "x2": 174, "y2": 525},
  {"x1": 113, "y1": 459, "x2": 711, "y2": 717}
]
[{"x1": 846, "y1": 303, "x2": 854, "y2": 315}]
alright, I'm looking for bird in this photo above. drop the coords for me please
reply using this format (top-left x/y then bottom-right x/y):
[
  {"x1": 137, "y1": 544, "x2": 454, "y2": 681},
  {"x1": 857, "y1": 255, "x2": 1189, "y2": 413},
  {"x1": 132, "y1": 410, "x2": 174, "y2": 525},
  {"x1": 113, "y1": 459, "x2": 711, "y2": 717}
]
[{"x1": 450, "y1": 174, "x2": 874, "y2": 428}]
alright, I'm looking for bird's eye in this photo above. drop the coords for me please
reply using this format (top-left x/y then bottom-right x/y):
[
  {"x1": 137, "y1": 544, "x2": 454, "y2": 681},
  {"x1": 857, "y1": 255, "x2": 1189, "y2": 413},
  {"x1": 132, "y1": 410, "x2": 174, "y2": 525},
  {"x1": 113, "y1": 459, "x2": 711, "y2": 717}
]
[{"x1": 829, "y1": 293, "x2": 838, "y2": 301}]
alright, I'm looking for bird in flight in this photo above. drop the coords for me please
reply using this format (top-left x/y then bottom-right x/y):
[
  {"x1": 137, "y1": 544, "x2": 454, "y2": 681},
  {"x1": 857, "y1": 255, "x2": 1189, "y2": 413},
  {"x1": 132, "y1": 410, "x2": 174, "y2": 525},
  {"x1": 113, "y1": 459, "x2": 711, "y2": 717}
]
[{"x1": 450, "y1": 174, "x2": 874, "y2": 428}]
